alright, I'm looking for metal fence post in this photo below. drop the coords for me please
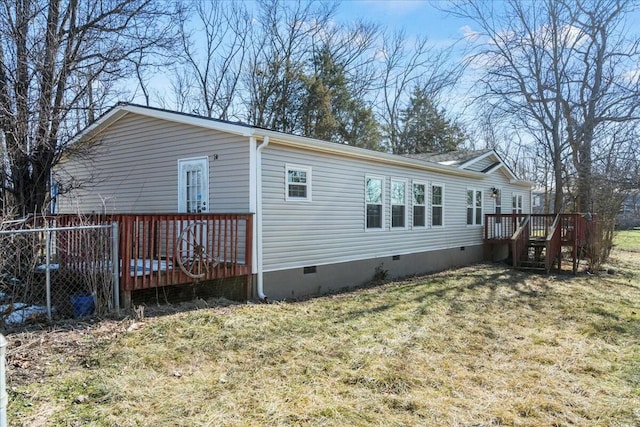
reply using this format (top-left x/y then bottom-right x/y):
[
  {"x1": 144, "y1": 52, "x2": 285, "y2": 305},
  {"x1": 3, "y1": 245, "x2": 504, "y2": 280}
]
[
  {"x1": 111, "y1": 222, "x2": 120, "y2": 314},
  {"x1": 45, "y1": 228, "x2": 52, "y2": 320},
  {"x1": 0, "y1": 334, "x2": 7, "y2": 427}
]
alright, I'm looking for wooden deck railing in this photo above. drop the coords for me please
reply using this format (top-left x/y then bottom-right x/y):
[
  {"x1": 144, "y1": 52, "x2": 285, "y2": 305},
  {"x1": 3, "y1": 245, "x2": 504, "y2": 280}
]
[
  {"x1": 485, "y1": 213, "x2": 597, "y2": 273},
  {"x1": 55, "y1": 213, "x2": 253, "y2": 292},
  {"x1": 484, "y1": 214, "x2": 527, "y2": 240},
  {"x1": 545, "y1": 215, "x2": 562, "y2": 272},
  {"x1": 510, "y1": 215, "x2": 531, "y2": 267}
]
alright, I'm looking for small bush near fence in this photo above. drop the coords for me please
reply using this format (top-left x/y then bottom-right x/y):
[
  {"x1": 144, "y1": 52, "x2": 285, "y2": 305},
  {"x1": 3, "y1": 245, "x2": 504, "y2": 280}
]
[{"x1": 0, "y1": 217, "x2": 115, "y2": 326}]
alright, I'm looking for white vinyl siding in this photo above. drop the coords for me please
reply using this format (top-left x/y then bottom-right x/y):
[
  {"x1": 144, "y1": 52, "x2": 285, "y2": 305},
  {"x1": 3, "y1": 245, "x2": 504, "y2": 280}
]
[
  {"x1": 391, "y1": 179, "x2": 407, "y2": 229},
  {"x1": 431, "y1": 184, "x2": 444, "y2": 227},
  {"x1": 260, "y1": 146, "x2": 530, "y2": 272},
  {"x1": 56, "y1": 114, "x2": 251, "y2": 214},
  {"x1": 285, "y1": 164, "x2": 312, "y2": 202},
  {"x1": 467, "y1": 189, "x2": 483, "y2": 226},
  {"x1": 365, "y1": 176, "x2": 384, "y2": 230},
  {"x1": 412, "y1": 182, "x2": 426, "y2": 228}
]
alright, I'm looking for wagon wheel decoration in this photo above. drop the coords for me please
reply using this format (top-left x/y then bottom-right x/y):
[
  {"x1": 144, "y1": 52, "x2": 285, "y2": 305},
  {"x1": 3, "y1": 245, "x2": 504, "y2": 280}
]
[{"x1": 176, "y1": 221, "x2": 219, "y2": 279}]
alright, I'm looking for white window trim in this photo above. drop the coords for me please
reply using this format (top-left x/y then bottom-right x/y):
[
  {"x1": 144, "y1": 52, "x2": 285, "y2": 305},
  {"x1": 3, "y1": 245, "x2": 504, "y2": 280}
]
[
  {"x1": 365, "y1": 175, "x2": 385, "y2": 231},
  {"x1": 412, "y1": 180, "x2": 428, "y2": 229},
  {"x1": 466, "y1": 188, "x2": 484, "y2": 226},
  {"x1": 177, "y1": 156, "x2": 209, "y2": 213},
  {"x1": 391, "y1": 178, "x2": 408, "y2": 229},
  {"x1": 431, "y1": 183, "x2": 445, "y2": 228},
  {"x1": 285, "y1": 164, "x2": 312, "y2": 202},
  {"x1": 512, "y1": 192, "x2": 524, "y2": 214},
  {"x1": 532, "y1": 194, "x2": 541, "y2": 208}
]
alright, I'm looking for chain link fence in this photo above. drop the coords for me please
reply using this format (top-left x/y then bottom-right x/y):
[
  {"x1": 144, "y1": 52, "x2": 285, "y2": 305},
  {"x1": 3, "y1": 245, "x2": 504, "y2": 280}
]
[{"x1": 0, "y1": 218, "x2": 118, "y2": 326}]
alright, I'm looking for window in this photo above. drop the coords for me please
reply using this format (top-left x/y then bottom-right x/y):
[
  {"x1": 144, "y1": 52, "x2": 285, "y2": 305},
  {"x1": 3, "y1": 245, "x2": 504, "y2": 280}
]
[
  {"x1": 431, "y1": 184, "x2": 443, "y2": 227},
  {"x1": 512, "y1": 193, "x2": 523, "y2": 214},
  {"x1": 391, "y1": 180, "x2": 406, "y2": 228},
  {"x1": 532, "y1": 195, "x2": 541, "y2": 208},
  {"x1": 286, "y1": 164, "x2": 312, "y2": 201},
  {"x1": 413, "y1": 182, "x2": 426, "y2": 227},
  {"x1": 466, "y1": 189, "x2": 483, "y2": 225},
  {"x1": 365, "y1": 176, "x2": 384, "y2": 229}
]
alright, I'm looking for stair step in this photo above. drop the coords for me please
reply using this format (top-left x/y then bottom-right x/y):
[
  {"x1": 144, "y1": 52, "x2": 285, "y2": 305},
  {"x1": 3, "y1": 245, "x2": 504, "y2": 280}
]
[
  {"x1": 518, "y1": 266, "x2": 547, "y2": 272},
  {"x1": 519, "y1": 260, "x2": 546, "y2": 268},
  {"x1": 528, "y1": 241, "x2": 547, "y2": 248}
]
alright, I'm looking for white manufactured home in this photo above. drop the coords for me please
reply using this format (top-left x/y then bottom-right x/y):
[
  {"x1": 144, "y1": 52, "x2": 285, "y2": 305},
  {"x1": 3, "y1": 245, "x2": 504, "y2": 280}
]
[{"x1": 56, "y1": 103, "x2": 532, "y2": 301}]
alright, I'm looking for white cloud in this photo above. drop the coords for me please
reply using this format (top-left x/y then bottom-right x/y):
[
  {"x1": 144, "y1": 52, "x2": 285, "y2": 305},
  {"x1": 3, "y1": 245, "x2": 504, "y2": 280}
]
[
  {"x1": 623, "y1": 69, "x2": 640, "y2": 84},
  {"x1": 460, "y1": 25, "x2": 481, "y2": 42}
]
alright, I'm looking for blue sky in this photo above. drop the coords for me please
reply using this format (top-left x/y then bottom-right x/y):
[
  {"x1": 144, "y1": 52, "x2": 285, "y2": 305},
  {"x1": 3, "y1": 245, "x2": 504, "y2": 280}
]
[
  {"x1": 334, "y1": 0, "x2": 640, "y2": 44},
  {"x1": 335, "y1": 0, "x2": 467, "y2": 41}
]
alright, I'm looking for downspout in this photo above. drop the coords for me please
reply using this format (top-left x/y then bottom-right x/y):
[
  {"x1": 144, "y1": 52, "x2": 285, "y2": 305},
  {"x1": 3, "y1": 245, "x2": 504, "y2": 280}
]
[{"x1": 255, "y1": 136, "x2": 269, "y2": 300}]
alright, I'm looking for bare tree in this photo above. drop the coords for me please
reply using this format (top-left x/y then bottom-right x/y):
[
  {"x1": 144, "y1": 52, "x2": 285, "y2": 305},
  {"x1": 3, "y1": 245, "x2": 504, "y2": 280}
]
[
  {"x1": 0, "y1": 0, "x2": 177, "y2": 216},
  {"x1": 170, "y1": 1, "x2": 251, "y2": 119},
  {"x1": 244, "y1": 0, "x2": 337, "y2": 132},
  {"x1": 450, "y1": 0, "x2": 575, "y2": 212},
  {"x1": 451, "y1": 0, "x2": 640, "y2": 215},
  {"x1": 376, "y1": 30, "x2": 465, "y2": 153}
]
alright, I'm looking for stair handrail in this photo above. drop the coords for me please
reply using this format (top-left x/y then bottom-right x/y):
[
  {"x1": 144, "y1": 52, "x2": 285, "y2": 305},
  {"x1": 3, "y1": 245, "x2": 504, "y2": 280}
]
[
  {"x1": 544, "y1": 214, "x2": 562, "y2": 272},
  {"x1": 511, "y1": 215, "x2": 531, "y2": 267}
]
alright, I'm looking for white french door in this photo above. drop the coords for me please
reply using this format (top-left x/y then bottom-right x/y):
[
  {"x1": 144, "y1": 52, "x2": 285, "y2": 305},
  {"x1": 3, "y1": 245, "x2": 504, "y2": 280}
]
[{"x1": 178, "y1": 157, "x2": 209, "y2": 213}]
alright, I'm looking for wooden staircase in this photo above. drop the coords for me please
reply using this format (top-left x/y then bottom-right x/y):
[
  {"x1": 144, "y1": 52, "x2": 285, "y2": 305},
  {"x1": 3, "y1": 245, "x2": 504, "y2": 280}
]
[
  {"x1": 517, "y1": 237, "x2": 548, "y2": 271},
  {"x1": 510, "y1": 214, "x2": 563, "y2": 273},
  {"x1": 484, "y1": 213, "x2": 593, "y2": 275}
]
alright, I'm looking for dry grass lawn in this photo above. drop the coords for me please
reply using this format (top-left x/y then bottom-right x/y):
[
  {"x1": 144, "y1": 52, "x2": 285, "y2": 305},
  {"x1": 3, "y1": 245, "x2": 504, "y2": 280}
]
[{"x1": 6, "y1": 231, "x2": 640, "y2": 426}]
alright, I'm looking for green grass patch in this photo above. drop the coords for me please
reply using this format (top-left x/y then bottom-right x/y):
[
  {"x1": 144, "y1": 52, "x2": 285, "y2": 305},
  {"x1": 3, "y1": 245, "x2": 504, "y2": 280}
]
[
  {"x1": 614, "y1": 229, "x2": 640, "y2": 251},
  {"x1": 6, "y1": 246, "x2": 640, "y2": 426}
]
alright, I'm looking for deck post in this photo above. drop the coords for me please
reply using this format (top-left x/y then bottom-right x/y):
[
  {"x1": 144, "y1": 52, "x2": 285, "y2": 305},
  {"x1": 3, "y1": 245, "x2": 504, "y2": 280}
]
[
  {"x1": 111, "y1": 222, "x2": 120, "y2": 314},
  {"x1": 121, "y1": 290, "x2": 132, "y2": 311}
]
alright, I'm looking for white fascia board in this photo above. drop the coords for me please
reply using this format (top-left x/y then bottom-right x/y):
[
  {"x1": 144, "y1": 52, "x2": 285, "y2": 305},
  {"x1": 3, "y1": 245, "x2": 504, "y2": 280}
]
[
  {"x1": 258, "y1": 129, "x2": 484, "y2": 179},
  {"x1": 120, "y1": 105, "x2": 255, "y2": 137},
  {"x1": 66, "y1": 107, "x2": 129, "y2": 146},
  {"x1": 69, "y1": 104, "x2": 256, "y2": 146},
  {"x1": 490, "y1": 150, "x2": 520, "y2": 181},
  {"x1": 510, "y1": 179, "x2": 536, "y2": 188}
]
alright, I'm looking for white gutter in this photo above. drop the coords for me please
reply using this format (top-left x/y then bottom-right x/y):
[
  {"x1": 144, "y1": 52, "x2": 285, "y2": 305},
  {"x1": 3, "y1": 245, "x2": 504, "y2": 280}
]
[{"x1": 255, "y1": 136, "x2": 270, "y2": 300}]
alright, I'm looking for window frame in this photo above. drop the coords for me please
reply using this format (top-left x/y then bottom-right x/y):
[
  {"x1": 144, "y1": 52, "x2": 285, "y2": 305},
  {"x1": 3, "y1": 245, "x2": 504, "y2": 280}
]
[
  {"x1": 285, "y1": 164, "x2": 312, "y2": 202},
  {"x1": 365, "y1": 175, "x2": 385, "y2": 231},
  {"x1": 466, "y1": 188, "x2": 484, "y2": 226},
  {"x1": 532, "y1": 194, "x2": 541, "y2": 208},
  {"x1": 390, "y1": 178, "x2": 408, "y2": 229},
  {"x1": 431, "y1": 183, "x2": 445, "y2": 228},
  {"x1": 512, "y1": 193, "x2": 524, "y2": 214},
  {"x1": 412, "y1": 181, "x2": 427, "y2": 228}
]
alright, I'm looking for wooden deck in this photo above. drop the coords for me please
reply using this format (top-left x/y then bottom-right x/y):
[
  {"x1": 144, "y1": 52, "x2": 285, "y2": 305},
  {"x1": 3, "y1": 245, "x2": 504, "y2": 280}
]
[
  {"x1": 484, "y1": 213, "x2": 593, "y2": 273},
  {"x1": 56, "y1": 213, "x2": 254, "y2": 299}
]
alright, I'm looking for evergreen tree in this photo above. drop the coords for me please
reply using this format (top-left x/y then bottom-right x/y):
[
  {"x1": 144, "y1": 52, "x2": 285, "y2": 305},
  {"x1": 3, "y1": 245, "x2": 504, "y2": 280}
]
[
  {"x1": 398, "y1": 86, "x2": 466, "y2": 154},
  {"x1": 300, "y1": 46, "x2": 382, "y2": 150}
]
